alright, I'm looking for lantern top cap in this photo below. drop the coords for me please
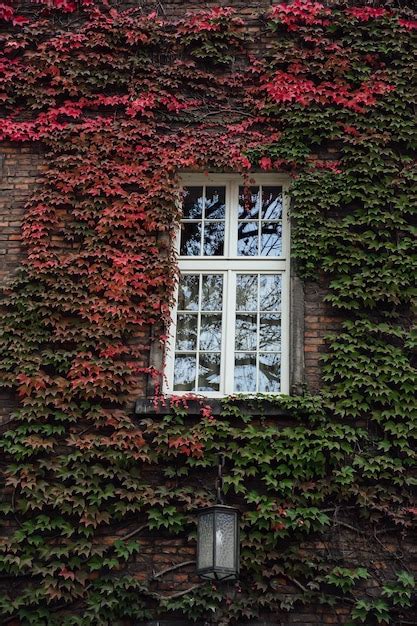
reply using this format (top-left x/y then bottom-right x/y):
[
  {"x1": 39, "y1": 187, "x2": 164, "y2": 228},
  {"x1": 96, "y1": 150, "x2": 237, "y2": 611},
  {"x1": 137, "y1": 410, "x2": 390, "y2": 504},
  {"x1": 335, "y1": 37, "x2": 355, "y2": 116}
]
[{"x1": 197, "y1": 504, "x2": 240, "y2": 516}]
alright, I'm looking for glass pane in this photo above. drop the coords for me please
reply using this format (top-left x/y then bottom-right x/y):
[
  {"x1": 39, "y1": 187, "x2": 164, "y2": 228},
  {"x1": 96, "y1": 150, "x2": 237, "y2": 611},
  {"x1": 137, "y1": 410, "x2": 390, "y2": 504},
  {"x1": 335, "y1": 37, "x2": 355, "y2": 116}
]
[
  {"x1": 215, "y1": 512, "x2": 236, "y2": 570},
  {"x1": 198, "y1": 353, "x2": 221, "y2": 391},
  {"x1": 173, "y1": 354, "x2": 196, "y2": 391},
  {"x1": 237, "y1": 221, "x2": 258, "y2": 256},
  {"x1": 205, "y1": 186, "x2": 226, "y2": 220},
  {"x1": 262, "y1": 186, "x2": 283, "y2": 219},
  {"x1": 235, "y1": 314, "x2": 257, "y2": 351},
  {"x1": 182, "y1": 186, "x2": 203, "y2": 219},
  {"x1": 198, "y1": 512, "x2": 214, "y2": 570},
  {"x1": 260, "y1": 274, "x2": 281, "y2": 311},
  {"x1": 178, "y1": 275, "x2": 200, "y2": 311},
  {"x1": 259, "y1": 314, "x2": 281, "y2": 351},
  {"x1": 234, "y1": 353, "x2": 256, "y2": 392},
  {"x1": 200, "y1": 314, "x2": 222, "y2": 351},
  {"x1": 236, "y1": 275, "x2": 258, "y2": 311},
  {"x1": 259, "y1": 353, "x2": 281, "y2": 393},
  {"x1": 175, "y1": 313, "x2": 198, "y2": 350},
  {"x1": 260, "y1": 222, "x2": 282, "y2": 257},
  {"x1": 201, "y1": 274, "x2": 223, "y2": 311},
  {"x1": 203, "y1": 222, "x2": 224, "y2": 256},
  {"x1": 238, "y1": 186, "x2": 260, "y2": 219},
  {"x1": 180, "y1": 222, "x2": 201, "y2": 256}
]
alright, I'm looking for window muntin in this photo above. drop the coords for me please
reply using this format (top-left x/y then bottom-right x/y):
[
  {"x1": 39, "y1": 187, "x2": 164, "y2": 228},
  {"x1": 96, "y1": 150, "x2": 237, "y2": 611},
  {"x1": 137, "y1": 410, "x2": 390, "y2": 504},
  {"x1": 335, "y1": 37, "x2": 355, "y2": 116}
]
[
  {"x1": 167, "y1": 175, "x2": 290, "y2": 396},
  {"x1": 173, "y1": 273, "x2": 225, "y2": 392},
  {"x1": 180, "y1": 186, "x2": 226, "y2": 256},
  {"x1": 234, "y1": 273, "x2": 282, "y2": 393},
  {"x1": 237, "y1": 186, "x2": 283, "y2": 257}
]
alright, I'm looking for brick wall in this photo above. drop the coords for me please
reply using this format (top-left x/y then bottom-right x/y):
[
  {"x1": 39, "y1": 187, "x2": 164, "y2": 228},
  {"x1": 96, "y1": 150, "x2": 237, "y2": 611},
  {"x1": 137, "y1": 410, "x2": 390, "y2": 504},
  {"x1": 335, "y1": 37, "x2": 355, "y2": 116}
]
[
  {"x1": 0, "y1": 144, "x2": 42, "y2": 284},
  {"x1": 0, "y1": 145, "x2": 43, "y2": 427}
]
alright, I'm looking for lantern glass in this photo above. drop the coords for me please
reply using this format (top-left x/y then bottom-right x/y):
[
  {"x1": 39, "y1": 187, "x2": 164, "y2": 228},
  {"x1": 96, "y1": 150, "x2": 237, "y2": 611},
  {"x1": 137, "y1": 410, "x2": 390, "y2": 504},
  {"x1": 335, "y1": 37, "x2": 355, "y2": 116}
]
[
  {"x1": 197, "y1": 505, "x2": 240, "y2": 581},
  {"x1": 198, "y1": 511, "x2": 214, "y2": 570}
]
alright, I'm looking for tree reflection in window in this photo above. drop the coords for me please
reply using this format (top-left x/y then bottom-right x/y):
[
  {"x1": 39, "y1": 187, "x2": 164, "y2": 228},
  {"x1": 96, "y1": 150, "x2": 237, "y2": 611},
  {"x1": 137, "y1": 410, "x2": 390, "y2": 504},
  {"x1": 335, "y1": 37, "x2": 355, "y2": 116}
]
[
  {"x1": 238, "y1": 186, "x2": 282, "y2": 257},
  {"x1": 180, "y1": 186, "x2": 226, "y2": 256},
  {"x1": 173, "y1": 274, "x2": 223, "y2": 391},
  {"x1": 234, "y1": 273, "x2": 281, "y2": 393}
]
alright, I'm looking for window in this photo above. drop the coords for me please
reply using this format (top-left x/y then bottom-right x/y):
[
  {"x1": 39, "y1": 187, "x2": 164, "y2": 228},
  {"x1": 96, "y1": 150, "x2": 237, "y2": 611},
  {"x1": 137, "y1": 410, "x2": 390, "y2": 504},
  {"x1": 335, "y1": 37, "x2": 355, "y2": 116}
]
[{"x1": 164, "y1": 174, "x2": 290, "y2": 396}]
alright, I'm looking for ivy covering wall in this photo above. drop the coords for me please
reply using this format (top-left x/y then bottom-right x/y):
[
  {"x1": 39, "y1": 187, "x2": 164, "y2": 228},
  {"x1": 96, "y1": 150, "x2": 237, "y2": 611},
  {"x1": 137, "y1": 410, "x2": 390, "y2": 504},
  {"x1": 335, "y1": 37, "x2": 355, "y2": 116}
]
[{"x1": 0, "y1": 1, "x2": 416, "y2": 624}]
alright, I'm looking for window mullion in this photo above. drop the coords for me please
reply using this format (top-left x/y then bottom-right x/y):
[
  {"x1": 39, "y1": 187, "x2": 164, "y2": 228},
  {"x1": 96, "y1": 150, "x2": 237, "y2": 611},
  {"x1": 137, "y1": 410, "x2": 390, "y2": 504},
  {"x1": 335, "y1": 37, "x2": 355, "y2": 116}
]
[
  {"x1": 228, "y1": 180, "x2": 236, "y2": 258},
  {"x1": 224, "y1": 269, "x2": 236, "y2": 395},
  {"x1": 256, "y1": 273, "x2": 260, "y2": 393},
  {"x1": 195, "y1": 274, "x2": 203, "y2": 392}
]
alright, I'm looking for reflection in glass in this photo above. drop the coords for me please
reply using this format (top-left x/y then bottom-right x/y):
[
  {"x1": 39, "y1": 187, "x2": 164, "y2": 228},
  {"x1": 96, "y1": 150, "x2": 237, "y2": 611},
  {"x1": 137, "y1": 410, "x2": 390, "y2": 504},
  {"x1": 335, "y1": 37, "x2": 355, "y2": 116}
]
[
  {"x1": 236, "y1": 275, "x2": 258, "y2": 311},
  {"x1": 260, "y1": 223, "x2": 282, "y2": 257},
  {"x1": 174, "y1": 354, "x2": 196, "y2": 391},
  {"x1": 261, "y1": 186, "x2": 282, "y2": 219},
  {"x1": 182, "y1": 186, "x2": 204, "y2": 219},
  {"x1": 178, "y1": 274, "x2": 199, "y2": 311},
  {"x1": 201, "y1": 274, "x2": 223, "y2": 311},
  {"x1": 197, "y1": 511, "x2": 213, "y2": 570},
  {"x1": 237, "y1": 221, "x2": 258, "y2": 256},
  {"x1": 234, "y1": 353, "x2": 257, "y2": 392},
  {"x1": 235, "y1": 314, "x2": 257, "y2": 351},
  {"x1": 205, "y1": 187, "x2": 226, "y2": 220},
  {"x1": 238, "y1": 186, "x2": 260, "y2": 219},
  {"x1": 260, "y1": 274, "x2": 281, "y2": 311},
  {"x1": 259, "y1": 315, "x2": 281, "y2": 351},
  {"x1": 216, "y1": 513, "x2": 236, "y2": 569},
  {"x1": 198, "y1": 353, "x2": 220, "y2": 391},
  {"x1": 204, "y1": 222, "x2": 225, "y2": 256},
  {"x1": 200, "y1": 314, "x2": 222, "y2": 351},
  {"x1": 180, "y1": 222, "x2": 201, "y2": 256},
  {"x1": 258, "y1": 353, "x2": 281, "y2": 392},
  {"x1": 176, "y1": 313, "x2": 198, "y2": 350}
]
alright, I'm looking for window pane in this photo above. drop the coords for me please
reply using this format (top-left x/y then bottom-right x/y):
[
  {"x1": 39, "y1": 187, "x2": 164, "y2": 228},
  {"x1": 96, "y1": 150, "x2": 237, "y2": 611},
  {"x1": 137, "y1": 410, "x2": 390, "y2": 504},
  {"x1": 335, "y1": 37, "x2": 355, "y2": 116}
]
[
  {"x1": 203, "y1": 222, "x2": 224, "y2": 256},
  {"x1": 235, "y1": 314, "x2": 257, "y2": 351},
  {"x1": 262, "y1": 186, "x2": 282, "y2": 219},
  {"x1": 260, "y1": 274, "x2": 281, "y2": 311},
  {"x1": 180, "y1": 222, "x2": 201, "y2": 256},
  {"x1": 205, "y1": 186, "x2": 226, "y2": 220},
  {"x1": 173, "y1": 354, "x2": 196, "y2": 391},
  {"x1": 201, "y1": 274, "x2": 223, "y2": 311},
  {"x1": 236, "y1": 274, "x2": 258, "y2": 311},
  {"x1": 200, "y1": 314, "x2": 222, "y2": 351},
  {"x1": 258, "y1": 353, "x2": 281, "y2": 393},
  {"x1": 259, "y1": 314, "x2": 281, "y2": 351},
  {"x1": 237, "y1": 221, "x2": 258, "y2": 256},
  {"x1": 175, "y1": 313, "x2": 198, "y2": 350},
  {"x1": 260, "y1": 222, "x2": 282, "y2": 257},
  {"x1": 198, "y1": 353, "x2": 220, "y2": 391},
  {"x1": 238, "y1": 186, "x2": 260, "y2": 219},
  {"x1": 182, "y1": 186, "x2": 204, "y2": 219},
  {"x1": 234, "y1": 353, "x2": 257, "y2": 392},
  {"x1": 178, "y1": 274, "x2": 199, "y2": 311}
]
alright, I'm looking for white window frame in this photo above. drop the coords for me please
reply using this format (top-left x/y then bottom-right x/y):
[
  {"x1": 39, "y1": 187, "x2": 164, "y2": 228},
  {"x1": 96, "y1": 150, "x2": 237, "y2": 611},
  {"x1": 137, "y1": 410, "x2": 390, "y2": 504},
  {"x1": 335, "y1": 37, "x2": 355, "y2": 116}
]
[{"x1": 164, "y1": 173, "x2": 291, "y2": 397}]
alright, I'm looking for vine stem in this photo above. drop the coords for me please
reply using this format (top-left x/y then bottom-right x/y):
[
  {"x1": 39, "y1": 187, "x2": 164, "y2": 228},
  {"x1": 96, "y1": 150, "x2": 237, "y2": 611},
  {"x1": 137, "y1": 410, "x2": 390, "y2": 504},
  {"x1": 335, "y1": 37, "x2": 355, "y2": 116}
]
[
  {"x1": 119, "y1": 523, "x2": 148, "y2": 541},
  {"x1": 151, "y1": 559, "x2": 196, "y2": 580},
  {"x1": 152, "y1": 583, "x2": 205, "y2": 600}
]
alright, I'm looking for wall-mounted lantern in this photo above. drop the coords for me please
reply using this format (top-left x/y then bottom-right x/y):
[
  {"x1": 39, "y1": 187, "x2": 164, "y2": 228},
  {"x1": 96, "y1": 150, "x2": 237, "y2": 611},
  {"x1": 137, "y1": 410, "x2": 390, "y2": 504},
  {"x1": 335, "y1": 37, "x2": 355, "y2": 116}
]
[{"x1": 196, "y1": 454, "x2": 240, "y2": 581}]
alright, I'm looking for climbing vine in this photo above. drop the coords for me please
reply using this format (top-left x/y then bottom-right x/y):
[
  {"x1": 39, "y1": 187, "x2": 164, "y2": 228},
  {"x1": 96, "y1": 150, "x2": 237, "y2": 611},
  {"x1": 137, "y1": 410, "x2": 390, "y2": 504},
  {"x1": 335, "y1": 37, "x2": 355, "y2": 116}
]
[{"x1": 0, "y1": 1, "x2": 416, "y2": 624}]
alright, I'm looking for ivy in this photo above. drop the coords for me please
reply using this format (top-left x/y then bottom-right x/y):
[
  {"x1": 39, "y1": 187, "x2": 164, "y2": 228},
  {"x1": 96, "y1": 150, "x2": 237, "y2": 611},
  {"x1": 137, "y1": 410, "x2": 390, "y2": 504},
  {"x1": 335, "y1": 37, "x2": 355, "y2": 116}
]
[{"x1": 0, "y1": 1, "x2": 416, "y2": 624}]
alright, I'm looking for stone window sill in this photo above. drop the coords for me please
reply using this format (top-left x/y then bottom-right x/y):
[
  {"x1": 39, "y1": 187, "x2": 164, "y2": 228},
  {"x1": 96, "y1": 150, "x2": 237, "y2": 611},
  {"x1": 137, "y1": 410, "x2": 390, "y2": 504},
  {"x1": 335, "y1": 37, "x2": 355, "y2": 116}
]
[{"x1": 135, "y1": 396, "x2": 291, "y2": 418}]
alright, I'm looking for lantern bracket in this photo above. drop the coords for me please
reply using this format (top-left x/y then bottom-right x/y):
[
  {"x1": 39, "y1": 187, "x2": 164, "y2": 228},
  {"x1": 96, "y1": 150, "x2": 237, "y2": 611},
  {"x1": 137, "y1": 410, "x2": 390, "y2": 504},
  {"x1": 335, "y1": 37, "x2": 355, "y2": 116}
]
[{"x1": 216, "y1": 453, "x2": 225, "y2": 505}]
